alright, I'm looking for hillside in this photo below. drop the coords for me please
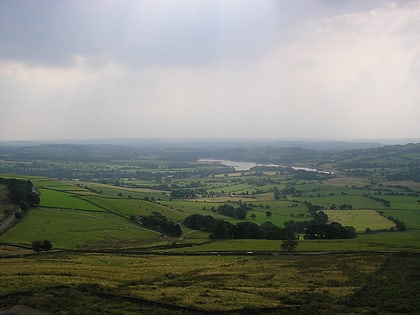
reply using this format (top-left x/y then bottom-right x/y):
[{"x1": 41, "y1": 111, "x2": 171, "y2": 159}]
[
  {"x1": 322, "y1": 143, "x2": 420, "y2": 181},
  {"x1": 0, "y1": 141, "x2": 420, "y2": 314}
]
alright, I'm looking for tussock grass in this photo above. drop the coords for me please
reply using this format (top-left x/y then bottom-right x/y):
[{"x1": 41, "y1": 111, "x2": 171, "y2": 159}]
[{"x1": 0, "y1": 252, "x2": 391, "y2": 313}]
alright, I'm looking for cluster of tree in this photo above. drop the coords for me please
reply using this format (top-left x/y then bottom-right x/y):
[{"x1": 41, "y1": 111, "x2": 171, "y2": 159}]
[
  {"x1": 0, "y1": 177, "x2": 40, "y2": 207},
  {"x1": 304, "y1": 222, "x2": 356, "y2": 239},
  {"x1": 292, "y1": 170, "x2": 334, "y2": 180},
  {"x1": 216, "y1": 203, "x2": 250, "y2": 220},
  {"x1": 273, "y1": 187, "x2": 281, "y2": 200},
  {"x1": 130, "y1": 212, "x2": 182, "y2": 236},
  {"x1": 183, "y1": 214, "x2": 295, "y2": 240},
  {"x1": 338, "y1": 204, "x2": 353, "y2": 210},
  {"x1": 393, "y1": 219, "x2": 406, "y2": 231},
  {"x1": 329, "y1": 203, "x2": 354, "y2": 210},
  {"x1": 31, "y1": 240, "x2": 53, "y2": 252},
  {"x1": 283, "y1": 203, "x2": 329, "y2": 234},
  {"x1": 281, "y1": 186, "x2": 302, "y2": 197},
  {"x1": 170, "y1": 189, "x2": 197, "y2": 199},
  {"x1": 281, "y1": 239, "x2": 299, "y2": 252},
  {"x1": 304, "y1": 202, "x2": 329, "y2": 224}
]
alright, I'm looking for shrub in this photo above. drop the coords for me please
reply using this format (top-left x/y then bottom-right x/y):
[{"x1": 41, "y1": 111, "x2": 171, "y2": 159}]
[{"x1": 31, "y1": 240, "x2": 53, "y2": 252}]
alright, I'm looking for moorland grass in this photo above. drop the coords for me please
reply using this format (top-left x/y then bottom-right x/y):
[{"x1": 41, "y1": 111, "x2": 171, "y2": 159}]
[{"x1": 0, "y1": 252, "x2": 392, "y2": 313}]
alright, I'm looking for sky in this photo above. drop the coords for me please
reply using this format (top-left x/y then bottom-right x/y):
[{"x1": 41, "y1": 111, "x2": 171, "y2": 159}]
[{"x1": 0, "y1": 0, "x2": 420, "y2": 141}]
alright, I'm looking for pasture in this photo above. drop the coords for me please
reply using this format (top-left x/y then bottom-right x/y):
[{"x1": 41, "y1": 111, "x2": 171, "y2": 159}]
[
  {"x1": 38, "y1": 188, "x2": 102, "y2": 211},
  {"x1": 0, "y1": 208, "x2": 162, "y2": 248},
  {"x1": 323, "y1": 210, "x2": 395, "y2": 232},
  {"x1": 1, "y1": 172, "x2": 420, "y2": 252}
]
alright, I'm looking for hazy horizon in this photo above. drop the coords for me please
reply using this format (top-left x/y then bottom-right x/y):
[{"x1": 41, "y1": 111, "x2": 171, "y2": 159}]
[
  {"x1": 1, "y1": 1, "x2": 420, "y2": 141},
  {"x1": 0, "y1": 136, "x2": 418, "y2": 147}
]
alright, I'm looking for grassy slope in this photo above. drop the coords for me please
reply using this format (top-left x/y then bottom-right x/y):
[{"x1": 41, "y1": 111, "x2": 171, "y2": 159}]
[
  {"x1": 1, "y1": 251, "x2": 418, "y2": 314},
  {"x1": 0, "y1": 208, "x2": 161, "y2": 248}
]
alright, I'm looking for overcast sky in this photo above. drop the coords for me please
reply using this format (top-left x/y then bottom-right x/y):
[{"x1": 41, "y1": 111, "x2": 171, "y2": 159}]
[{"x1": 1, "y1": 0, "x2": 419, "y2": 141}]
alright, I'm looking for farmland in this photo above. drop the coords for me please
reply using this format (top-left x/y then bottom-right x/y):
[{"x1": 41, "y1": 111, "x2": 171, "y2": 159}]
[{"x1": 0, "y1": 141, "x2": 420, "y2": 313}]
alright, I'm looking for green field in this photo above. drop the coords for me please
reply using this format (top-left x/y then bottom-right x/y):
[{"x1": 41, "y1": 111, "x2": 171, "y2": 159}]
[
  {"x1": 38, "y1": 188, "x2": 103, "y2": 211},
  {"x1": 0, "y1": 207, "x2": 161, "y2": 248},
  {"x1": 323, "y1": 210, "x2": 395, "y2": 232},
  {"x1": 1, "y1": 173, "x2": 420, "y2": 252}
]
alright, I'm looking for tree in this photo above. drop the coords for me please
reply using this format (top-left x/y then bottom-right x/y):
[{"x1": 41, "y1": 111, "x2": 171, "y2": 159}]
[
  {"x1": 250, "y1": 213, "x2": 256, "y2": 220},
  {"x1": 265, "y1": 211, "x2": 272, "y2": 218},
  {"x1": 31, "y1": 240, "x2": 43, "y2": 252},
  {"x1": 304, "y1": 222, "x2": 356, "y2": 239},
  {"x1": 273, "y1": 187, "x2": 281, "y2": 200},
  {"x1": 395, "y1": 220, "x2": 406, "y2": 231},
  {"x1": 234, "y1": 222, "x2": 261, "y2": 239},
  {"x1": 281, "y1": 239, "x2": 298, "y2": 252},
  {"x1": 42, "y1": 240, "x2": 53, "y2": 251},
  {"x1": 31, "y1": 240, "x2": 53, "y2": 252}
]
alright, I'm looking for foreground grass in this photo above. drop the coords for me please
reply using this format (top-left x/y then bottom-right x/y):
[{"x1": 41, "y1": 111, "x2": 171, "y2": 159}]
[{"x1": 0, "y1": 251, "x2": 418, "y2": 314}]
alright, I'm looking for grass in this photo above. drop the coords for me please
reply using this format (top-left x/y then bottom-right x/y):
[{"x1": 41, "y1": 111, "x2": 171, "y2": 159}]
[
  {"x1": 38, "y1": 188, "x2": 103, "y2": 211},
  {"x1": 0, "y1": 207, "x2": 161, "y2": 248},
  {"x1": 381, "y1": 209, "x2": 420, "y2": 229},
  {"x1": 0, "y1": 252, "x2": 397, "y2": 314},
  {"x1": 175, "y1": 229, "x2": 420, "y2": 252},
  {"x1": 380, "y1": 195, "x2": 420, "y2": 210},
  {"x1": 84, "y1": 184, "x2": 169, "y2": 200},
  {"x1": 83, "y1": 196, "x2": 185, "y2": 221},
  {"x1": 323, "y1": 210, "x2": 395, "y2": 232},
  {"x1": 0, "y1": 244, "x2": 32, "y2": 257}
]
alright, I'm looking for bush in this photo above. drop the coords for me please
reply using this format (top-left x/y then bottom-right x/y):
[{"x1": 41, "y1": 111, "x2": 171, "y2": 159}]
[{"x1": 31, "y1": 240, "x2": 53, "y2": 252}]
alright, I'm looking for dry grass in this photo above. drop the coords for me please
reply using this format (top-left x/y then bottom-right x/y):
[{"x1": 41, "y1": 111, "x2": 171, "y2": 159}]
[{"x1": 0, "y1": 252, "x2": 387, "y2": 312}]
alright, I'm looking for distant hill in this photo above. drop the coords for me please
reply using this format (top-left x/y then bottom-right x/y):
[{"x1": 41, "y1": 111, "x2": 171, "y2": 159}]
[
  {"x1": 0, "y1": 141, "x2": 419, "y2": 181},
  {"x1": 323, "y1": 143, "x2": 420, "y2": 181}
]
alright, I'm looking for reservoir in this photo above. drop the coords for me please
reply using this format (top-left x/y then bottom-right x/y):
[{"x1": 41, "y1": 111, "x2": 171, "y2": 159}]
[{"x1": 199, "y1": 158, "x2": 333, "y2": 174}]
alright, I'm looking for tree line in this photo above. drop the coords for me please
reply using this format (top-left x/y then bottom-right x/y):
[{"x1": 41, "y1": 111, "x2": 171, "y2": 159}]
[
  {"x1": 130, "y1": 212, "x2": 182, "y2": 237},
  {"x1": 184, "y1": 213, "x2": 357, "y2": 240},
  {"x1": 183, "y1": 214, "x2": 296, "y2": 240}
]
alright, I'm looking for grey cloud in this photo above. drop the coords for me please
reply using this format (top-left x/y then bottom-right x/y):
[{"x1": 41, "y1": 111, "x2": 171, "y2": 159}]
[
  {"x1": 1, "y1": 0, "x2": 420, "y2": 141},
  {"x1": 0, "y1": 0, "x2": 289, "y2": 67}
]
